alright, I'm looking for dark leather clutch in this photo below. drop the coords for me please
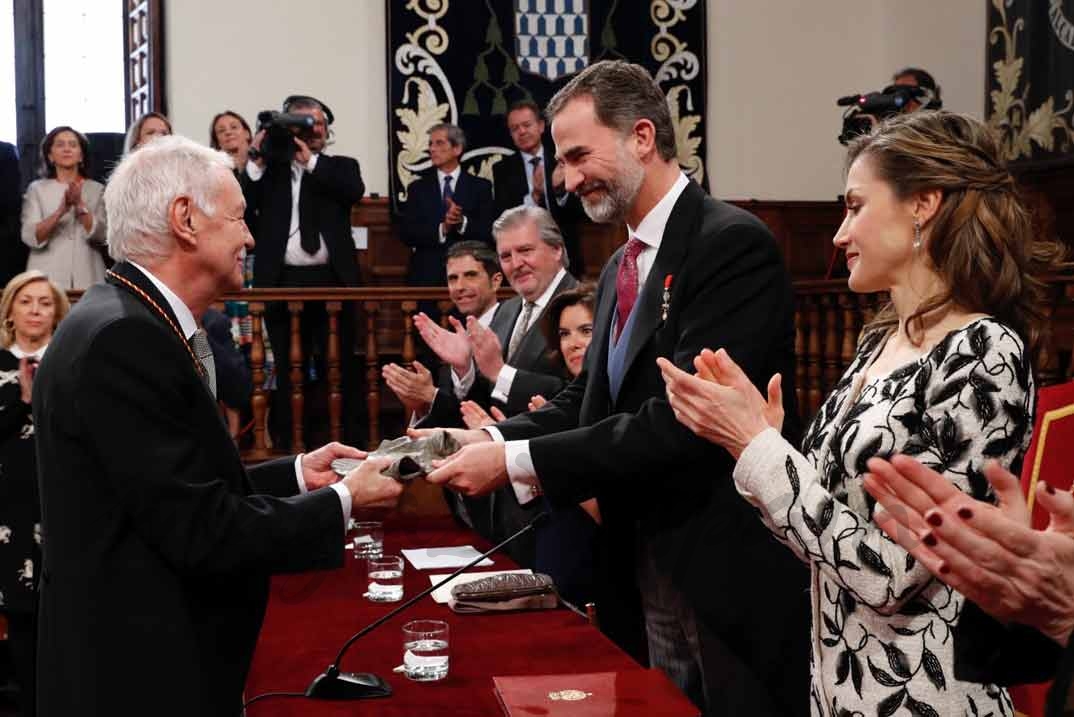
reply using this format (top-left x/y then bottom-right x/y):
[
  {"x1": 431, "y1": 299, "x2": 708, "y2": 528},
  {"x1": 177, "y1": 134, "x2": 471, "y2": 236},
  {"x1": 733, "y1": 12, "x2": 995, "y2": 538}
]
[{"x1": 449, "y1": 573, "x2": 558, "y2": 614}]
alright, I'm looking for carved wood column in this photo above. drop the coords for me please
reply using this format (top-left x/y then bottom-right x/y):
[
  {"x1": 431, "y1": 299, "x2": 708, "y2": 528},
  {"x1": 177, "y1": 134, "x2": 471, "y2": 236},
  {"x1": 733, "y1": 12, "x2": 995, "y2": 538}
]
[
  {"x1": 247, "y1": 302, "x2": 271, "y2": 460},
  {"x1": 287, "y1": 301, "x2": 305, "y2": 453},
  {"x1": 326, "y1": 301, "x2": 343, "y2": 443},
  {"x1": 365, "y1": 301, "x2": 382, "y2": 446}
]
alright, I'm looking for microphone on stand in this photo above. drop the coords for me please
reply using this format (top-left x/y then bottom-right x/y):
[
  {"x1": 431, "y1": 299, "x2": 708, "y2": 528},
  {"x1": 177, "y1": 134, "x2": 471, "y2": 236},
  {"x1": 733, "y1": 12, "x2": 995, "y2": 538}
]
[{"x1": 304, "y1": 511, "x2": 550, "y2": 701}]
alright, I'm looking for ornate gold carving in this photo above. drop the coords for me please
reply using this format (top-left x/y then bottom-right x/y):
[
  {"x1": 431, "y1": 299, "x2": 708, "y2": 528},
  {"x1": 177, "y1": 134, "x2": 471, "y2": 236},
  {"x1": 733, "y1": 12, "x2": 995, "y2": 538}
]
[
  {"x1": 667, "y1": 86, "x2": 704, "y2": 184},
  {"x1": 650, "y1": 0, "x2": 704, "y2": 184},
  {"x1": 988, "y1": 0, "x2": 1074, "y2": 160},
  {"x1": 404, "y1": 0, "x2": 449, "y2": 56},
  {"x1": 548, "y1": 689, "x2": 592, "y2": 701},
  {"x1": 394, "y1": 77, "x2": 451, "y2": 195}
]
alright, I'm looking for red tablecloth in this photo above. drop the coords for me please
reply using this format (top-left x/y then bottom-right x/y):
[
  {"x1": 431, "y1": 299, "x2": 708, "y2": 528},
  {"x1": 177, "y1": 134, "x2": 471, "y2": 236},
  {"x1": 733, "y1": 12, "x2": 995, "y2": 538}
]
[{"x1": 244, "y1": 516, "x2": 643, "y2": 716}]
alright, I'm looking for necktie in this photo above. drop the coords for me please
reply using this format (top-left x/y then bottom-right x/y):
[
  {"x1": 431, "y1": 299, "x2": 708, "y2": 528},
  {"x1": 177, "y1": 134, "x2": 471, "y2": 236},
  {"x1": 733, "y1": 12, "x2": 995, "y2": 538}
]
[
  {"x1": 507, "y1": 301, "x2": 536, "y2": 364},
  {"x1": 615, "y1": 236, "x2": 647, "y2": 336},
  {"x1": 529, "y1": 156, "x2": 546, "y2": 207},
  {"x1": 442, "y1": 174, "x2": 454, "y2": 216},
  {"x1": 189, "y1": 329, "x2": 217, "y2": 400},
  {"x1": 297, "y1": 165, "x2": 319, "y2": 255}
]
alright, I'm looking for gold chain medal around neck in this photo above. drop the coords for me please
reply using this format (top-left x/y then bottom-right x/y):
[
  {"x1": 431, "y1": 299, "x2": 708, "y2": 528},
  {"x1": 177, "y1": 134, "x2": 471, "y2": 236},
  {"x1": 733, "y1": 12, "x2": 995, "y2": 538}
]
[{"x1": 106, "y1": 270, "x2": 206, "y2": 380}]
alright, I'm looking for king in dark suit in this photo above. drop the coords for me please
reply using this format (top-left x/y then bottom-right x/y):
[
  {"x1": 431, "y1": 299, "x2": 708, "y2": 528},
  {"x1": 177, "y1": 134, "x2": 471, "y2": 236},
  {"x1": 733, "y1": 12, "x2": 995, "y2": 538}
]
[
  {"x1": 33, "y1": 136, "x2": 403, "y2": 717},
  {"x1": 424, "y1": 61, "x2": 811, "y2": 716},
  {"x1": 400, "y1": 124, "x2": 494, "y2": 288}
]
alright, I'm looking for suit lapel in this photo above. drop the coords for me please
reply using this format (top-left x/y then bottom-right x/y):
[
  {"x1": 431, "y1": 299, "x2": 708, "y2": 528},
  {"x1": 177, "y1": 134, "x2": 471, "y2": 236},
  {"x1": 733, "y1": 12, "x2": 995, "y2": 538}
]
[
  {"x1": 619, "y1": 181, "x2": 702, "y2": 382},
  {"x1": 491, "y1": 296, "x2": 522, "y2": 355},
  {"x1": 510, "y1": 272, "x2": 578, "y2": 369}
]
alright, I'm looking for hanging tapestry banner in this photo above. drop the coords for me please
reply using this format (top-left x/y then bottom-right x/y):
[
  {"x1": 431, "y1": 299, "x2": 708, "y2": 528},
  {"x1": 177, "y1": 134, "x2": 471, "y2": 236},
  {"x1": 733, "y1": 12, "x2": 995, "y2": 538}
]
[
  {"x1": 987, "y1": 0, "x2": 1074, "y2": 164},
  {"x1": 386, "y1": 0, "x2": 707, "y2": 210}
]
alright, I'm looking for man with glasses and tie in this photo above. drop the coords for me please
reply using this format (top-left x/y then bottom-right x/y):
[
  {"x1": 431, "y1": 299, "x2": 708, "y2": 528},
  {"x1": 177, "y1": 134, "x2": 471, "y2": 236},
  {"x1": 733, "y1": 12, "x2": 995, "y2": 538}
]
[
  {"x1": 31, "y1": 136, "x2": 403, "y2": 717},
  {"x1": 400, "y1": 124, "x2": 494, "y2": 288},
  {"x1": 420, "y1": 61, "x2": 811, "y2": 716},
  {"x1": 493, "y1": 100, "x2": 586, "y2": 275}
]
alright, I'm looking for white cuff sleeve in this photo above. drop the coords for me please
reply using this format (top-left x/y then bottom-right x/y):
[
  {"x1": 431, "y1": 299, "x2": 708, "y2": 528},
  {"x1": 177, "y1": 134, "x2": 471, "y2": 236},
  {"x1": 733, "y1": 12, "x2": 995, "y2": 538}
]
[
  {"x1": 305, "y1": 154, "x2": 319, "y2": 172},
  {"x1": 451, "y1": 362, "x2": 476, "y2": 400},
  {"x1": 246, "y1": 160, "x2": 265, "y2": 181},
  {"x1": 504, "y1": 440, "x2": 541, "y2": 505},
  {"x1": 296, "y1": 455, "x2": 351, "y2": 529},
  {"x1": 408, "y1": 390, "x2": 435, "y2": 427},
  {"x1": 459, "y1": 215, "x2": 468, "y2": 235},
  {"x1": 491, "y1": 364, "x2": 517, "y2": 404}
]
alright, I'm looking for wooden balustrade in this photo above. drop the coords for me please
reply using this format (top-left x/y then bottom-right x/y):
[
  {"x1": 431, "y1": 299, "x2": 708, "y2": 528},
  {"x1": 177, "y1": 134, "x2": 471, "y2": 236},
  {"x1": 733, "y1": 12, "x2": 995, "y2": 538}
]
[{"x1": 66, "y1": 277, "x2": 1074, "y2": 460}]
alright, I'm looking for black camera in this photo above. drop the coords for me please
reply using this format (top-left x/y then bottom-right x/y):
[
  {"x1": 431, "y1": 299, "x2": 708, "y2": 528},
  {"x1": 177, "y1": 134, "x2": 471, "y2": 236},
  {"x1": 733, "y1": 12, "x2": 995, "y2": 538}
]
[
  {"x1": 250, "y1": 111, "x2": 316, "y2": 164},
  {"x1": 836, "y1": 85, "x2": 928, "y2": 145}
]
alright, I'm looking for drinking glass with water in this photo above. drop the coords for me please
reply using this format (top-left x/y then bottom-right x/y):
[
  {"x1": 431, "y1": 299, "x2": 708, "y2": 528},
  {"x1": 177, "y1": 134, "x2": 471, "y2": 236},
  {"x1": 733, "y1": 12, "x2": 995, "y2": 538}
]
[
  {"x1": 351, "y1": 520, "x2": 384, "y2": 559},
  {"x1": 402, "y1": 619, "x2": 449, "y2": 681},
  {"x1": 365, "y1": 555, "x2": 404, "y2": 602}
]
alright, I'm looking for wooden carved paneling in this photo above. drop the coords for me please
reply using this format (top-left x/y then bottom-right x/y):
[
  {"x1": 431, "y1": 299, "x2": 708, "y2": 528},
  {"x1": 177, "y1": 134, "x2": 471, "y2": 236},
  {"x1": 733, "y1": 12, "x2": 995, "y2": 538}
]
[{"x1": 124, "y1": 0, "x2": 165, "y2": 124}]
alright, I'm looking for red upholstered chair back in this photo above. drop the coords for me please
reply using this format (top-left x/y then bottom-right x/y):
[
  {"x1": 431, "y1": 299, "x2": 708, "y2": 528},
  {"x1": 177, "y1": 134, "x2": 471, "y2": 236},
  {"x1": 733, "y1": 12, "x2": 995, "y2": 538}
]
[{"x1": 1010, "y1": 381, "x2": 1074, "y2": 717}]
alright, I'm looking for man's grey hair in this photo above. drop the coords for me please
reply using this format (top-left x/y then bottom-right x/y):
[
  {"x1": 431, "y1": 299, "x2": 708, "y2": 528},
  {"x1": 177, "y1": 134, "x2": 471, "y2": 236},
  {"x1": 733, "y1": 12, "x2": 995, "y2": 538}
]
[
  {"x1": 546, "y1": 60, "x2": 677, "y2": 162},
  {"x1": 104, "y1": 135, "x2": 234, "y2": 264},
  {"x1": 430, "y1": 123, "x2": 466, "y2": 152},
  {"x1": 492, "y1": 205, "x2": 569, "y2": 269}
]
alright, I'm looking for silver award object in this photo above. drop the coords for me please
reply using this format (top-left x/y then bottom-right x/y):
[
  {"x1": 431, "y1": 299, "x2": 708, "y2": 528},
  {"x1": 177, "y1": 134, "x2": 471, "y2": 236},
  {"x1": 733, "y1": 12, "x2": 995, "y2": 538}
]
[{"x1": 330, "y1": 431, "x2": 462, "y2": 483}]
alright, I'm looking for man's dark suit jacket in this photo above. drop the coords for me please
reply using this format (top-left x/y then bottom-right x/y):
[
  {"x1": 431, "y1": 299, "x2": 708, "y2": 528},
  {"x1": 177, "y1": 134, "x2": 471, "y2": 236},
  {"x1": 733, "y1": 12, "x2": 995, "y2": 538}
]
[
  {"x1": 0, "y1": 141, "x2": 25, "y2": 287},
  {"x1": 399, "y1": 170, "x2": 494, "y2": 286},
  {"x1": 493, "y1": 181, "x2": 811, "y2": 716},
  {"x1": 243, "y1": 155, "x2": 364, "y2": 287},
  {"x1": 492, "y1": 141, "x2": 586, "y2": 274},
  {"x1": 32, "y1": 262, "x2": 345, "y2": 716}
]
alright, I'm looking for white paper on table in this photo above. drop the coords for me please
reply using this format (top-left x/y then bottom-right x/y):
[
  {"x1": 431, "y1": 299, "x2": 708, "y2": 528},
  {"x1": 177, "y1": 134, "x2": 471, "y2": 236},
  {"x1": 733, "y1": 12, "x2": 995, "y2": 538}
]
[
  {"x1": 401, "y1": 545, "x2": 495, "y2": 570},
  {"x1": 427, "y1": 569, "x2": 532, "y2": 604},
  {"x1": 351, "y1": 226, "x2": 368, "y2": 250}
]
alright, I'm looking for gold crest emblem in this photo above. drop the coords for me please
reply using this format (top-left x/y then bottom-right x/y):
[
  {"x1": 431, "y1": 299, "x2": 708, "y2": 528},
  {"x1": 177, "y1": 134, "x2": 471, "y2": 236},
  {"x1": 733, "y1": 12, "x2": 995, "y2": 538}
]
[{"x1": 548, "y1": 689, "x2": 592, "y2": 701}]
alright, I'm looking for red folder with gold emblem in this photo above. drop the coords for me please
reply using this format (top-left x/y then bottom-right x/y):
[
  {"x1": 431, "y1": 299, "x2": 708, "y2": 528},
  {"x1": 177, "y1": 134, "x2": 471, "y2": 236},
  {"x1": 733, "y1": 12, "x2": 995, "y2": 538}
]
[{"x1": 493, "y1": 669, "x2": 700, "y2": 716}]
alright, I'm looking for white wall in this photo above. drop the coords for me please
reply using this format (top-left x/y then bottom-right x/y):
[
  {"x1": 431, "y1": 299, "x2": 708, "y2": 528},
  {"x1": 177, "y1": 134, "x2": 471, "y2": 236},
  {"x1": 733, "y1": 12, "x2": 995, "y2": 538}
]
[
  {"x1": 706, "y1": 0, "x2": 986, "y2": 200},
  {"x1": 165, "y1": 0, "x2": 985, "y2": 201},
  {"x1": 164, "y1": 1, "x2": 389, "y2": 194}
]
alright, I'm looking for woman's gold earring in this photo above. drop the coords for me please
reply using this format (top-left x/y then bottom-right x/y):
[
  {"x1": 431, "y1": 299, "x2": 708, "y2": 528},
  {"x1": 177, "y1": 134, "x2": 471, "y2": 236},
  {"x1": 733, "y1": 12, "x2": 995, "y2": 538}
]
[{"x1": 913, "y1": 219, "x2": 922, "y2": 251}]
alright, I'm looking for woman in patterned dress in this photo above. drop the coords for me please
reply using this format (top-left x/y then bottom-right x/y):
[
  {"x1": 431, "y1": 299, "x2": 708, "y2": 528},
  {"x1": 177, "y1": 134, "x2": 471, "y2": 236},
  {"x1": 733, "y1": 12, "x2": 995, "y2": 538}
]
[
  {"x1": 0, "y1": 270, "x2": 69, "y2": 717},
  {"x1": 659, "y1": 111, "x2": 1060, "y2": 716}
]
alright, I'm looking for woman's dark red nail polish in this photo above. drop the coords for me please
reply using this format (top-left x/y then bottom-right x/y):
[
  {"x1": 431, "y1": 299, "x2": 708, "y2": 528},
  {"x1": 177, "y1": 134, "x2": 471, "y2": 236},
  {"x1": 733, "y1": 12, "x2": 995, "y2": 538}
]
[
  {"x1": 957, "y1": 507, "x2": 973, "y2": 520},
  {"x1": 1044, "y1": 481, "x2": 1056, "y2": 495},
  {"x1": 922, "y1": 533, "x2": 937, "y2": 547},
  {"x1": 926, "y1": 512, "x2": 943, "y2": 527},
  {"x1": 938, "y1": 563, "x2": 950, "y2": 575}
]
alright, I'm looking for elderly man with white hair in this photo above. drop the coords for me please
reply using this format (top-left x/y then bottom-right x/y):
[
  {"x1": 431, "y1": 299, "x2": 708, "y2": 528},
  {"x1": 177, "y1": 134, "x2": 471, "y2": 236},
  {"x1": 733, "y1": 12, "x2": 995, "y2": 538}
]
[{"x1": 32, "y1": 135, "x2": 402, "y2": 717}]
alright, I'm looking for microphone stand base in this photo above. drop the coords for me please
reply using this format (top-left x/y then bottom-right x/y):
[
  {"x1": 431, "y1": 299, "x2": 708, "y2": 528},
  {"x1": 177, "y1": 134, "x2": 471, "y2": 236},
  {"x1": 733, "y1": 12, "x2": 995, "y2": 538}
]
[{"x1": 305, "y1": 670, "x2": 392, "y2": 700}]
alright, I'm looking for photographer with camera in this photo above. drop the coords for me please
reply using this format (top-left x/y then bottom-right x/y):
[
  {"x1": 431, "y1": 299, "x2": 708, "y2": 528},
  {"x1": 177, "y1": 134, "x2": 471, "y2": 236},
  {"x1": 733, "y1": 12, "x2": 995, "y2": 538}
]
[
  {"x1": 836, "y1": 67, "x2": 942, "y2": 145},
  {"x1": 243, "y1": 95, "x2": 364, "y2": 449}
]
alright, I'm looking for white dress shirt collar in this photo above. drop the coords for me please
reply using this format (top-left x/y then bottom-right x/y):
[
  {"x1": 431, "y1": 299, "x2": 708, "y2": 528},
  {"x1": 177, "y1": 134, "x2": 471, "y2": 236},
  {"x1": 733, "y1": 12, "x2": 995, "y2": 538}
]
[
  {"x1": 9, "y1": 343, "x2": 47, "y2": 361},
  {"x1": 529, "y1": 267, "x2": 567, "y2": 312},
  {"x1": 127, "y1": 261, "x2": 199, "y2": 340},
  {"x1": 627, "y1": 172, "x2": 690, "y2": 253},
  {"x1": 437, "y1": 166, "x2": 461, "y2": 187},
  {"x1": 477, "y1": 300, "x2": 500, "y2": 327},
  {"x1": 519, "y1": 146, "x2": 544, "y2": 165}
]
